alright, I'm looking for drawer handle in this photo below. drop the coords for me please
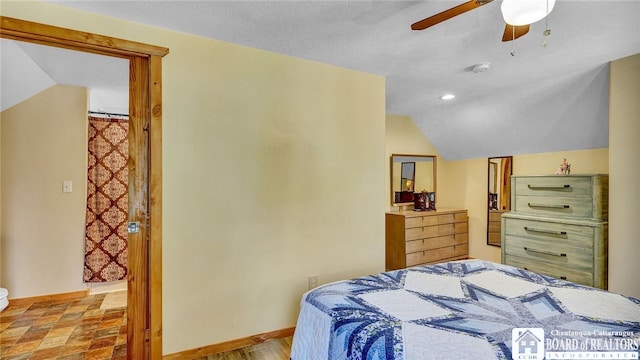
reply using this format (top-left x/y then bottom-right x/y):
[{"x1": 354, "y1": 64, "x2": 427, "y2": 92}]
[
  {"x1": 524, "y1": 247, "x2": 567, "y2": 257},
  {"x1": 528, "y1": 184, "x2": 571, "y2": 190},
  {"x1": 523, "y1": 268, "x2": 567, "y2": 281},
  {"x1": 524, "y1": 226, "x2": 567, "y2": 236},
  {"x1": 528, "y1": 203, "x2": 570, "y2": 209}
]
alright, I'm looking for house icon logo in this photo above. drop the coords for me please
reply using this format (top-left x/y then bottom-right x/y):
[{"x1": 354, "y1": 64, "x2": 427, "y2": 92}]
[{"x1": 512, "y1": 328, "x2": 545, "y2": 360}]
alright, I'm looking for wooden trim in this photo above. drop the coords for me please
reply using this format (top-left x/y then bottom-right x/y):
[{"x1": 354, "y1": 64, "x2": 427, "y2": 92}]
[
  {"x1": 0, "y1": 16, "x2": 167, "y2": 360},
  {"x1": 8, "y1": 290, "x2": 89, "y2": 307},
  {"x1": 0, "y1": 16, "x2": 169, "y2": 58},
  {"x1": 149, "y1": 54, "x2": 164, "y2": 360},
  {"x1": 128, "y1": 55, "x2": 151, "y2": 360},
  {"x1": 162, "y1": 327, "x2": 296, "y2": 360}
]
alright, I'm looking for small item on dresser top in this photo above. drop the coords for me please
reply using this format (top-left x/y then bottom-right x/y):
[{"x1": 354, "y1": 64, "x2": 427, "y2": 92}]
[
  {"x1": 427, "y1": 191, "x2": 437, "y2": 210},
  {"x1": 489, "y1": 193, "x2": 499, "y2": 210},
  {"x1": 555, "y1": 158, "x2": 571, "y2": 175},
  {"x1": 395, "y1": 191, "x2": 414, "y2": 203},
  {"x1": 413, "y1": 191, "x2": 428, "y2": 211}
]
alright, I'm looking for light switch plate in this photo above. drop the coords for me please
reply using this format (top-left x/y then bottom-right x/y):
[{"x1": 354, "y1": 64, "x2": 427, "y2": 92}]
[{"x1": 62, "y1": 181, "x2": 73, "y2": 193}]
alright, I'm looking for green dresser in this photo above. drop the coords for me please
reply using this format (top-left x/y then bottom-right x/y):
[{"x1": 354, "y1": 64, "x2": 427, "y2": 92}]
[{"x1": 501, "y1": 174, "x2": 608, "y2": 289}]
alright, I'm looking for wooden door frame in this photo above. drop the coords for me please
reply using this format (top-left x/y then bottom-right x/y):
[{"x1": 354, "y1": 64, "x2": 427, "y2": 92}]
[{"x1": 0, "y1": 16, "x2": 168, "y2": 359}]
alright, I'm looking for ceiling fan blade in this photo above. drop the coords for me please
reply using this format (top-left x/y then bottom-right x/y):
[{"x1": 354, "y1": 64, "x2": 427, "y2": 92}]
[
  {"x1": 502, "y1": 24, "x2": 530, "y2": 42},
  {"x1": 411, "y1": 0, "x2": 493, "y2": 31}
]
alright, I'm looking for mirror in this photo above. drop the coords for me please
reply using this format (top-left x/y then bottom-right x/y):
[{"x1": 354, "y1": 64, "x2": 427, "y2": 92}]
[
  {"x1": 391, "y1": 154, "x2": 436, "y2": 207},
  {"x1": 487, "y1": 156, "x2": 512, "y2": 246},
  {"x1": 401, "y1": 162, "x2": 416, "y2": 192}
]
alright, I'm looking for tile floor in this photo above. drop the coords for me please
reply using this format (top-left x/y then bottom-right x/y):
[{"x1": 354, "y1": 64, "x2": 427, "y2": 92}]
[{"x1": 0, "y1": 293, "x2": 127, "y2": 360}]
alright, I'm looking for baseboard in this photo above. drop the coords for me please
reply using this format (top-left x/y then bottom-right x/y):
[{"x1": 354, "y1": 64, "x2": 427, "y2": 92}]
[
  {"x1": 87, "y1": 280, "x2": 127, "y2": 295},
  {"x1": 163, "y1": 326, "x2": 295, "y2": 360},
  {"x1": 8, "y1": 289, "x2": 90, "y2": 307}
]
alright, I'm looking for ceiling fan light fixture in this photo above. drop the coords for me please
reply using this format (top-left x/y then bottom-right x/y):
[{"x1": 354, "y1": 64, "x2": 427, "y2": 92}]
[
  {"x1": 501, "y1": 0, "x2": 555, "y2": 26},
  {"x1": 440, "y1": 94, "x2": 456, "y2": 100}
]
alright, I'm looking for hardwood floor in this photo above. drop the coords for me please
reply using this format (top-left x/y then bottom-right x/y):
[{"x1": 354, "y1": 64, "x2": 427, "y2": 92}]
[{"x1": 194, "y1": 337, "x2": 292, "y2": 360}]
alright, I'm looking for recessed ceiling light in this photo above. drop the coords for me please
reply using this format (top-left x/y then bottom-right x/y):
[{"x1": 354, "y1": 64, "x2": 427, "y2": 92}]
[
  {"x1": 440, "y1": 94, "x2": 455, "y2": 100},
  {"x1": 472, "y1": 62, "x2": 491, "y2": 73}
]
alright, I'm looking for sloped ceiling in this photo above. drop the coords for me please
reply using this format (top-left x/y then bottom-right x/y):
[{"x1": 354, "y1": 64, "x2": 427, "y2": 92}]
[
  {"x1": 0, "y1": 39, "x2": 129, "y2": 114},
  {"x1": 0, "y1": 40, "x2": 56, "y2": 111},
  {"x1": 5, "y1": 1, "x2": 640, "y2": 160}
]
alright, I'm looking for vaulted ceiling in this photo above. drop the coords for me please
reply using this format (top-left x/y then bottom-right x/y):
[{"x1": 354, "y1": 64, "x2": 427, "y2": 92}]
[
  {"x1": 3, "y1": 1, "x2": 639, "y2": 160},
  {"x1": 0, "y1": 39, "x2": 129, "y2": 114}
]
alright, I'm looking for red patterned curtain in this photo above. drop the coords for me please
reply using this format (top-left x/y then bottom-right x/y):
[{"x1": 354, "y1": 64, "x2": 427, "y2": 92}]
[{"x1": 83, "y1": 116, "x2": 129, "y2": 283}]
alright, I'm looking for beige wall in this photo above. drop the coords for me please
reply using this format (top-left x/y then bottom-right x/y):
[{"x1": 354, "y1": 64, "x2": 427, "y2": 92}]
[
  {"x1": 162, "y1": 39, "x2": 385, "y2": 353},
  {"x1": 609, "y1": 53, "x2": 640, "y2": 298},
  {"x1": 0, "y1": 2, "x2": 386, "y2": 354},
  {"x1": 0, "y1": 85, "x2": 88, "y2": 298},
  {"x1": 385, "y1": 114, "x2": 441, "y2": 212}
]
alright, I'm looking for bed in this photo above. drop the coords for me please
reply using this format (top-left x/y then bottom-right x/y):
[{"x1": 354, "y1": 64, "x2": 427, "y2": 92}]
[{"x1": 290, "y1": 260, "x2": 640, "y2": 360}]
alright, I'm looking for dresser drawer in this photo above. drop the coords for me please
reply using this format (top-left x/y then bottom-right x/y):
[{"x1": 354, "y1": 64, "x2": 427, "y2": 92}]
[
  {"x1": 511, "y1": 175, "x2": 608, "y2": 220},
  {"x1": 488, "y1": 220, "x2": 502, "y2": 233},
  {"x1": 405, "y1": 215, "x2": 438, "y2": 228},
  {"x1": 438, "y1": 221, "x2": 468, "y2": 236},
  {"x1": 454, "y1": 212, "x2": 468, "y2": 222},
  {"x1": 504, "y1": 255, "x2": 594, "y2": 286},
  {"x1": 514, "y1": 176, "x2": 592, "y2": 197},
  {"x1": 406, "y1": 233, "x2": 468, "y2": 253},
  {"x1": 514, "y1": 195, "x2": 598, "y2": 219},
  {"x1": 503, "y1": 234, "x2": 594, "y2": 270},
  {"x1": 489, "y1": 211, "x2": 504, "y2": 222},
  {"x1": 503, "y1": 217, "x2": 595, "y2": 249},
  {"x1": 405, "y1": 225, "x2": 439, "y2": 241},
  {"x1": 406, "y1": 243, "x2": 468, "y2": 267},
  {"x1": 437, "y1": 213, "x2": 455, "y2": 224},
  {"x1": 489, "y1": 231, "x2": 501, "y2": 245}
]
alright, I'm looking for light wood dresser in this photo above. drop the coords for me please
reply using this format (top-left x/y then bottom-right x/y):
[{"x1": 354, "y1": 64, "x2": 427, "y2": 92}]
[
  {"x1": 501, "y1": 174, "x2": 608, "y2": 289},
  {"x1": 385, "y1": 209, "x2": 468, "y2": 271}
]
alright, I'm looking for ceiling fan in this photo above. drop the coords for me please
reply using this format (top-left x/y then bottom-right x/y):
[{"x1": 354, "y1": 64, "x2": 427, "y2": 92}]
[{"x1": 410, "y1": 0, "x2": 532, "y2": 42}]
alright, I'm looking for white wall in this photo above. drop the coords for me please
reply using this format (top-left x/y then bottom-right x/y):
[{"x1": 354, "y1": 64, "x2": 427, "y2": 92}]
[
  {"x1": 609, "y1": 54, "x2": 640, "y2": 298},
  {"x1": 1, "y1": 85, "x2": 88, "y2": 298}
]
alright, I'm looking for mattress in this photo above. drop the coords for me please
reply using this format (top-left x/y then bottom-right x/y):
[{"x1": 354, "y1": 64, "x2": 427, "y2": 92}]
[{"x1": 291, "y1": 260, "x2": 640, "y2": 360}]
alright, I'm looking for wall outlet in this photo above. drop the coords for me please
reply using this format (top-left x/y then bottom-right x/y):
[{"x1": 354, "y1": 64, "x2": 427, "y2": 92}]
[{"x1": 308, "y1": 275, "x2": 318, "y2": 290}]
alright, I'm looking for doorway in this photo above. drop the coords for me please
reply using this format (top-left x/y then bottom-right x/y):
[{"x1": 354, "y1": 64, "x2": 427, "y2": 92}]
[{"x1": 0, "y1": 16, "x2": 167, "y2": 359}]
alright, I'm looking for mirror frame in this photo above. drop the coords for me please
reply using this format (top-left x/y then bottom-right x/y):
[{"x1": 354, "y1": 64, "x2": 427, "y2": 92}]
[
  {"x1": 487, "y1": 156, "x2": 513, "y2": 247},
  {"x1": 390, "y1": 154, "x2": 437, "y2": 207}
]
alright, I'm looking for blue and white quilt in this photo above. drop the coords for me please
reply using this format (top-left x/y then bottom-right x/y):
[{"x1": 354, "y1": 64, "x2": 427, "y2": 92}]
[{"x1": 291, "y1": 260, "x2": 640, "y2": 360}]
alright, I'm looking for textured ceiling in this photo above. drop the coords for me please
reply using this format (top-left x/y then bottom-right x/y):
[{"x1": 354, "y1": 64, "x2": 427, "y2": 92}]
[{"x1": 7, "y1": 1, "x2": 640, "y2": 159}]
